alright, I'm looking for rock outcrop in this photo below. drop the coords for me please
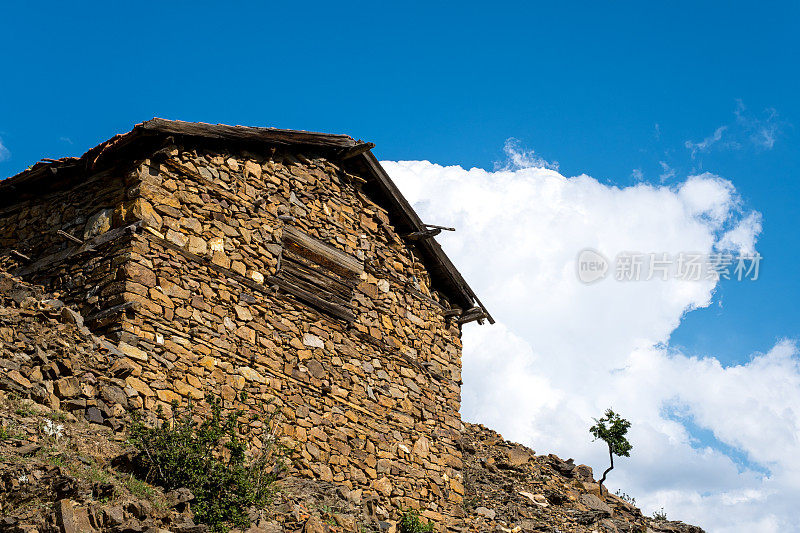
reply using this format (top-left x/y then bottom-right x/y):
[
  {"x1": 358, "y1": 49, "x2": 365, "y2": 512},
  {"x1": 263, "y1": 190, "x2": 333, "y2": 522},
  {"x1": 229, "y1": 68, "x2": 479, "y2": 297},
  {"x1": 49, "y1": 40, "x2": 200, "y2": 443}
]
[{"x1": 456, "y1": 423, "x2": 704, "y2": 533}]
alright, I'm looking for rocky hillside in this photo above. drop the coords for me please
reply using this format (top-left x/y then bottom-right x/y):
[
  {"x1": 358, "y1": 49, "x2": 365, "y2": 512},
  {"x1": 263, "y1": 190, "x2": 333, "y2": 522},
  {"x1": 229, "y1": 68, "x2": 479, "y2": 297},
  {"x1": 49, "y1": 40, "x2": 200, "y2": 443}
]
[
  {"x1": 0, "y1": 266, "x2": 704, "y2": 533},
  {"x1": 456, "y1": 424, "x2": 703, "y2": 533}
]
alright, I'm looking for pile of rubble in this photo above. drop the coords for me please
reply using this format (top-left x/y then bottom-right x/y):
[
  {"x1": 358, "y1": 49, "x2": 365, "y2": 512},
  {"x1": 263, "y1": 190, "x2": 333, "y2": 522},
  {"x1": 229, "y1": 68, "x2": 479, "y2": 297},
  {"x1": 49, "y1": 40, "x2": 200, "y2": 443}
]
[
  {"x1": 0, "y1": 267, "x2": 203, "y2": 532},
  {"x1": 0, "y1": 267, "x2": 139, "y2": 433}
]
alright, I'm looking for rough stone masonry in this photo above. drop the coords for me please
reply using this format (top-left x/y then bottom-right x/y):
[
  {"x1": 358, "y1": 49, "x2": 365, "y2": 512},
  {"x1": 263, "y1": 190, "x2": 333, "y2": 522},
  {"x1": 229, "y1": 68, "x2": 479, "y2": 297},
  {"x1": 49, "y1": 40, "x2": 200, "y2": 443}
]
[{"x1": 0, "y1": 119, "x2": 494, "y2": 524}]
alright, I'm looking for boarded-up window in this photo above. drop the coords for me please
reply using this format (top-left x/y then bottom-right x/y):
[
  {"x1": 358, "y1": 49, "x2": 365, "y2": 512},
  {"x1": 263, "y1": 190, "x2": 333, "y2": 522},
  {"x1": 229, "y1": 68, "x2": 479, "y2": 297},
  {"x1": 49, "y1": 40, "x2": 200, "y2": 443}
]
[{"x1": 276, "y1": 227, "x2": 363, "y2": 322}]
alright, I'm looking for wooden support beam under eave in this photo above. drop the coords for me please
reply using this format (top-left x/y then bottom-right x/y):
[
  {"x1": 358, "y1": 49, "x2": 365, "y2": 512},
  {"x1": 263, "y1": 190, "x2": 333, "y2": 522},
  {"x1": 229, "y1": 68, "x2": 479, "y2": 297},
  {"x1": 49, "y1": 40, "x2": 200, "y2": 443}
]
[
  {"x1": 338, "y1": 142, "x2": 376, "y2": 161},
  {"x1": 458, "y1": 307, "x2": 489, "y2": 325}
]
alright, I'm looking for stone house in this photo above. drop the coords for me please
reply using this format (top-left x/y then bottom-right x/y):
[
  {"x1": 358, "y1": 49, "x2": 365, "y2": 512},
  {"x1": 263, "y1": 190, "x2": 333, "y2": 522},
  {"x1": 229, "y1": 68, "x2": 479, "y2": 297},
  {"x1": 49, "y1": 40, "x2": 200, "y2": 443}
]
[{"x1": 0, "y1": 119, "x2": 492, "y2": 519}]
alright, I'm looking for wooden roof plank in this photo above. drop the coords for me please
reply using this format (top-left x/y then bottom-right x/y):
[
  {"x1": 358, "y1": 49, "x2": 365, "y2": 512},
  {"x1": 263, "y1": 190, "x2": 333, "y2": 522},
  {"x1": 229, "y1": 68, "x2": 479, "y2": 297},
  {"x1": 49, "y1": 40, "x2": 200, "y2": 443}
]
[{"x1": 139, "y1": 118, "x2": 358, "y2": 149}]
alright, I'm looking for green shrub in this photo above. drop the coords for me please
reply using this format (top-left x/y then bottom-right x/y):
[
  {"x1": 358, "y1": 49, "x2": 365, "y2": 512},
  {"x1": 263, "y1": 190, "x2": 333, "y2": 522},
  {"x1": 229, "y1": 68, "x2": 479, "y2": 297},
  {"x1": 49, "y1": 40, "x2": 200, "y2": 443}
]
[
  {"x1": 129, "y1": 398, "x2": 285, "y2": 532},
  {"x1": 398, "y1": 509, "x2": 434, "y2": 533}
]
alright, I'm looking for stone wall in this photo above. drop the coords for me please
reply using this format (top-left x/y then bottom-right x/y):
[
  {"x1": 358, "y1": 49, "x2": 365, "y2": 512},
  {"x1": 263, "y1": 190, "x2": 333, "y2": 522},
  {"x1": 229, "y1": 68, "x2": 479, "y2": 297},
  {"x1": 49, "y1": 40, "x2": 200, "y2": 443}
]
[
  {"x1": 0, "y1": 165, "x2": 142, "y2": 338},
  {"x1": 0, "y1": 141, "x2": 468, "y2": 523}
]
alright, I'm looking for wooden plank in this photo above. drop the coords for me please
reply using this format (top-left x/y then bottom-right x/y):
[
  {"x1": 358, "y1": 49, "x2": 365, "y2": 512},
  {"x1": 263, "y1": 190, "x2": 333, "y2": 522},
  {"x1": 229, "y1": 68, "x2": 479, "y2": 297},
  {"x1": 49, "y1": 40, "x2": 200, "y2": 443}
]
[
  {"x1": 56, "y1": 230, "x2": 83, "y2": 244},
  {"x1": 9, "y1": 250, "x2": 31, "y2": 262},
  {"x1": 281, "y1": 260, "x2": 353, "y2": 301},
  {"x1": 84, "y1": 301, "x2": 138, "y2": 323},
  {"x1": 271, "y1": 274, "x2": 354, "y2": 322},
  {"x1": 276, "y1": 270, "x2": 351, "y2": 308},
  {"x1": 140, "y1": 119, "x2": 358, "y2": 150},
  {"x1": 458, "y1": 307, "x2": 487, "y2": 325},
  {"x1": 283, "y1": 227, "x2": 363, "y2": 277},
  {"x1": 282, "y1": 248, "x2": 358, "y2": 288},
  {"x1": 338, "y1": 142, "x2": 375, "y2": 160},
  {"x1": 17, "y1": 221, "x2": 142, "y2": 277}
]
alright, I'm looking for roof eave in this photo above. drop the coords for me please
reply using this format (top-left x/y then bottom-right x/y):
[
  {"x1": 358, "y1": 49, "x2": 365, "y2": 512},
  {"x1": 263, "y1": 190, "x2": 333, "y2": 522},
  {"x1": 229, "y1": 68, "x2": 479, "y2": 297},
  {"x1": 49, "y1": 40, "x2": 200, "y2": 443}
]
[{"x1": 0, "y1": 119, "x2": 493, "y2": 324}]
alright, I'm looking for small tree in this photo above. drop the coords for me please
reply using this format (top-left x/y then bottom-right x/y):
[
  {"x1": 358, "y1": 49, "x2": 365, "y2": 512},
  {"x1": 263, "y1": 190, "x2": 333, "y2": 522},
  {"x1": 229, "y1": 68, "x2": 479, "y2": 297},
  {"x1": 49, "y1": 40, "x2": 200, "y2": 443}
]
[{"x1": 589, "y1": 408, "x2": 632, "y2": 496}]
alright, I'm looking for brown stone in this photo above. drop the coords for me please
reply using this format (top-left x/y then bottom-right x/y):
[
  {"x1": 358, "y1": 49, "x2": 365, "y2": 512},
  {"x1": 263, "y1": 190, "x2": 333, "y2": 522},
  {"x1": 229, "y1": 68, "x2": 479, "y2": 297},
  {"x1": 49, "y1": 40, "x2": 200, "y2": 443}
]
[
  {"x1": 302, "y1": 333, "x2": 324, "y2": 349},
  {"x1": 174, "y1": 380, "x2": 203, "y2": 399},
  {"x1": 244, "y1": 160, "x2": 262, "y2": 179},
  {"x1": 234, "y1": 304, "x2": 253, "y2": 321},
  {"x1": 373, "y1": 476, "x2": 392, "y2": 497},
  {"x1": 54, "y1": 377, "x2": 80, "y2": 398},
  {"x1": 580, "y1": 493, "x2": 613, "y2": 514},
  {"x1": 83, "y1": 209, "x2": 112, "y2": 240},
  {"x1": 187, "y1": 235, "x2": 208, "y2": 255},
  {"x1": 110, "y1": 357, "x2": 141, "y2": 378},
  {"x1": 7, "y1": 370, "x2": 31, "y2": 389},
  {"x1": 132, "y1": 198, "x2": 162, "y2": 230},
  {"x1": 157, "y1": 389, "x2": 182, "y2": 403},
  {"x1": 413, "y1": 436, "x2": 430, "y2": 458},
  {"x1": 117, "y1": 342, "x2": 148, "y2": 362},
  {"x1": 166, "y1": 228, "x2": 188, "y2": 247},
  {"x1": 198, "y1": 356, "x2": 217, "y2": 370},
  {"x1": 507, "y1": 447, "x2": 531, "y2": 466},
  {"x1": 57, "y1": 499, "x2": 96, "y2": 533},
  {"x1": 122, "y1": 263, "x2": 157, "y2": 287},
  {"x1": 239, "y1": 366, "x2": 266, "y2": 384},
  {"x1": 303, "y1": 516, "x2": 326, "y2": 533},
  {"x1": 306, "y1": 360, "x2": 325, "y2": 380},
  {"x1": 125, "y1": 376, "x2": 154, "y2": 397}
]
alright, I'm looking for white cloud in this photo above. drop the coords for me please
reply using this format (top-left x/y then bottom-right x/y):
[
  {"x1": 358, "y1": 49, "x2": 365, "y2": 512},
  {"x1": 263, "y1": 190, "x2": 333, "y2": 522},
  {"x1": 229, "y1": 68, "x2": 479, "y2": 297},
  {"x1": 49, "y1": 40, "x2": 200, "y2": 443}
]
[
  {"x1": 659, "y1": 161, "x2": 676, "y2": 182},
  {"x1": 382, "y1": 151, "x2": 799, "y2": 532},
  {"x1": 717, "y1": 212, "x2": 762, "y2": 255},
  {"x1": 734, "y1": 100, "x2": 781, "y2": 150},
  {"x1": 499, "y1": 137, "x2": 559, "y2": 171},
  {"x1": 0, "y1": 137, "x2": 9, "y2": 162},
  {"x1": 677, "y1": 173, "x2": 738, "y2": 228},
  {"x1": 685, "y1": 125, "x2": 731, "y2": 158},
  {"x1": 685, "y1": 100, "x2": 785, "y2": 159}
]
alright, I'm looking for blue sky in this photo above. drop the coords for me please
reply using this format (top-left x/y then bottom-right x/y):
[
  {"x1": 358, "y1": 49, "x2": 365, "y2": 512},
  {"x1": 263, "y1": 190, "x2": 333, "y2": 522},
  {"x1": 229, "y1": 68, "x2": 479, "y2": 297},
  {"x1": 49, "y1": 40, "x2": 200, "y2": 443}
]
[
  {"x1": 2, "y1": 3, "x2": 799, "y2": 529},
  {"x1": 1, "y1": 2, "x2": 796, "y2": 364}
]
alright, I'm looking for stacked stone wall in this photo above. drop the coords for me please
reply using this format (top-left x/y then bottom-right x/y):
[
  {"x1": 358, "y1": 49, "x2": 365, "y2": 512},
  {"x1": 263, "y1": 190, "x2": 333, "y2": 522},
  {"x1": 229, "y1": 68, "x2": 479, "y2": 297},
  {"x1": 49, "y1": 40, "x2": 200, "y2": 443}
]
[
  {"x1": 0, "y1": 167, "x2": 142, "y2": 337},
  {"x1": 0, "y1": 143, "x2": 469, "y2": 521}
]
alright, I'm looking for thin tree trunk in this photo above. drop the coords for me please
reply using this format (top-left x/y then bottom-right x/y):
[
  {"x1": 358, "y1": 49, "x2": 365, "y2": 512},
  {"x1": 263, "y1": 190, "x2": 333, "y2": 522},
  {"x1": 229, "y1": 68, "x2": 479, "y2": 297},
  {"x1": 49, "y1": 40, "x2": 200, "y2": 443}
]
[{"x1": 597, "y1": 444, "x2": 614, "y2": 497}]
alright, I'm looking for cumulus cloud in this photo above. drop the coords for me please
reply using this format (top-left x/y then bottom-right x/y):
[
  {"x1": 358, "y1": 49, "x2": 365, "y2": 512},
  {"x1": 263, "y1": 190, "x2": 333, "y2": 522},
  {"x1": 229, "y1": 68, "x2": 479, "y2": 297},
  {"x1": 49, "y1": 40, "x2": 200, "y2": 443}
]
[
  {"x1": 382, "y1": 150, "x2": 798, "y2": 532},
  {"x1": 717, "y1": 212, "x2": 762, "y2": 255}
]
